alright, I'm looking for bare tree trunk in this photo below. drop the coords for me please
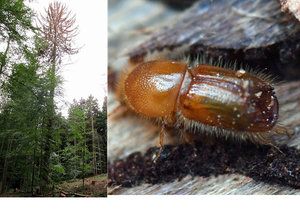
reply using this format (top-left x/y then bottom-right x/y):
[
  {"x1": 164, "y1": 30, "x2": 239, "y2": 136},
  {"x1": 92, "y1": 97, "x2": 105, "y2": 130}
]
[
  {"x1": 91, "y1": 116, "x2": 97, "y2": 175},
  {"x1": 82, "y1": 143, "x2": 85, "y2": 189},
  {"x1": 41, "y1": 102, "x2": 53, "y2": 193},
  {"x1": 41, "y1": 68, "x2": 55, "y2": 194},
  {"x1": 97, "y1": 135, "x2": 103, "y2": 174},
  {"x1": 1, "y1": 138, "x2": 12, "y2": 193},
  {"x1": 31, "y1": 141, "x2": 36, "y2": 195}
]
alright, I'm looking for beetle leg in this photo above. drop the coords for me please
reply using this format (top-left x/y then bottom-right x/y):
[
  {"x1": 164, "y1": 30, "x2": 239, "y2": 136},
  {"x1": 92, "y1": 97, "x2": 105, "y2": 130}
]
[
  {"x1": 158, "y1": 124, "x2": 166, "y2": 148},
  {"x1": 254, "y1": 133, "x2": 284, "y2": 155},
  {"x1": 153, "y1": 124, "x2": 166, "y2": 162},
  {"x1": 274, "y1": 124, "x2": 294, "y2": 139}
]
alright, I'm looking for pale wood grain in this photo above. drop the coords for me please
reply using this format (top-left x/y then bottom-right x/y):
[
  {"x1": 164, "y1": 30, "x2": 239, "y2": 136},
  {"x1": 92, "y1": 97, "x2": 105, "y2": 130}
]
[{"x1": 108, "y1": 0, "x2": 300, "y2": 194}]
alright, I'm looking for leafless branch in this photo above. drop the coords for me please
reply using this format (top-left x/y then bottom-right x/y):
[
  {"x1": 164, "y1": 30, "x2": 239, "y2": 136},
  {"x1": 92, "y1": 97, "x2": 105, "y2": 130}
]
[{"x1": 38, "y1": 1, "x2": 79, "y2": 67}]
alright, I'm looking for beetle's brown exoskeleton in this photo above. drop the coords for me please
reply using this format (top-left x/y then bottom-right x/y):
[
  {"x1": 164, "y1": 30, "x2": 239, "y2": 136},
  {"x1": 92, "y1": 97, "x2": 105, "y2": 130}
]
[{"x1": 116, "y1": 59, "x2": 290, "y2": 151}]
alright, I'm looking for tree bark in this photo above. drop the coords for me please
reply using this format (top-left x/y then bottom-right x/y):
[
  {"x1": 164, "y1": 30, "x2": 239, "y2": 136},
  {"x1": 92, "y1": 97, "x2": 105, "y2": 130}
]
[
  {"x1": 1, "y1": 138, "x2": 12, "y2": 193},
  {"x1": 40, "y1": 67, "x2": 55, "y2": 194},
  {"x1": 91, "y1": 116, "x2": 97, "y2": 175}
]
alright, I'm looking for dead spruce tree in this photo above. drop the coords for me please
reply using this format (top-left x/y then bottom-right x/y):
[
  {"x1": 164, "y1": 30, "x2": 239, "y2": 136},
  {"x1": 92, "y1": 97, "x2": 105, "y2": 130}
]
[{"x1": 38, "y1": 1, "x2": 78, "y2": 193}]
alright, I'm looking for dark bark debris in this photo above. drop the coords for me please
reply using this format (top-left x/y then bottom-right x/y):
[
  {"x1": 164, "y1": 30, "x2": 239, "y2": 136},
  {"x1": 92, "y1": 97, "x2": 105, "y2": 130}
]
[{"x1": 108, "y1": 140, "x2": 300, "y2": 189}]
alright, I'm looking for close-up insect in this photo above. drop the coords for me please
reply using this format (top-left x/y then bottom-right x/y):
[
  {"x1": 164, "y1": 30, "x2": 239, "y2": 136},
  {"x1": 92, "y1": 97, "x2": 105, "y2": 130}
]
[
  {"x1": 118, "y1": 59, "x2": 289, "y2": 150},
  {"x1": 108, "y1": 0, "x2": 300, "y2": 195}
]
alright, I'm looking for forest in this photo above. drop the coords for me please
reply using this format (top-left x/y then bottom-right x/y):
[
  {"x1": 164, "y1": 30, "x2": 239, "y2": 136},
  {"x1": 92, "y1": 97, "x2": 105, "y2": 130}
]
[{"x1": 0, "y1": 0, "x2": 107, "y2": 196}]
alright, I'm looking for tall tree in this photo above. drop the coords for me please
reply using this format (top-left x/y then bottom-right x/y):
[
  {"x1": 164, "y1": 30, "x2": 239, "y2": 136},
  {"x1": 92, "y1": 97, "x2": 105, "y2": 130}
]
[
  {"x1": 0, "y1": 0, "x2": 35, "y2": 104},
  {"x1": 0, "y1": 0, "x2": 38, "y2": 194},
  {"x1": 85, "y1": 96, "x2": 100, "y2": 175},
  {"x1": 38, "y1": 1, "x2": 78, "y2": 192},
  {"x1": 96, "y1": 97, "x2": 107, "y2": 174},
  {"x1": 0, "y1": 47, "x2": 46, "y2": 193}
]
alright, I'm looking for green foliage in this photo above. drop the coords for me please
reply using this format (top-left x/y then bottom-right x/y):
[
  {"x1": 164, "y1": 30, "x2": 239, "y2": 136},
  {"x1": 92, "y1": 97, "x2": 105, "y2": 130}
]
[
  {"x1": 53, "y1": 164, "x2": 65, "y2": 175},
  {"x1": 0, "y1": 0, "x2": 36, "y2": 80},
  {"x1": 0, "y1": 47, "x2": 107, "y2": 194},
  {"x1": 0, "y1": 0, "x2": 34, "y2": 41},
  {"x1": 0, "y1": 1, "x2": 107, "y2": 196},
  {"x1": 97, "y1": 97, "x2": 107, "y2": 137},
  {"x1": 0, "y1": 44, "x2": 47, "y2": 193},
  {"x1": 47, "y1": 97, "x2": 107, "y2": 183},
  {"x1": 96, "y1": 97, "x2": 107, "y2": 173}
]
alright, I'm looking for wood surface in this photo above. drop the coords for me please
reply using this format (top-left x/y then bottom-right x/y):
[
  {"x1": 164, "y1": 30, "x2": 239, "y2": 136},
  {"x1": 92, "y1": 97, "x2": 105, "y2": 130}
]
[{"x1": 108, "y1": 0, "x2": 300, "y2": 194}]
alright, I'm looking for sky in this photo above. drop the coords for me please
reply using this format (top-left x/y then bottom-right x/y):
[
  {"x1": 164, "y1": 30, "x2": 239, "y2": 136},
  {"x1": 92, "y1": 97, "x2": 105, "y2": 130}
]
[{"x1": 30, "y1": 0, "x2": 107, "y2": 115}]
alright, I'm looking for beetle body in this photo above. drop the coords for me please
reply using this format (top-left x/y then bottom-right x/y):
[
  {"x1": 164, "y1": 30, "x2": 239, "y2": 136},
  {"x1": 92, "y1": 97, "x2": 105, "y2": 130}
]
[{"x1": 120, "y1": 59, "x2": 284, "y2": 144}]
